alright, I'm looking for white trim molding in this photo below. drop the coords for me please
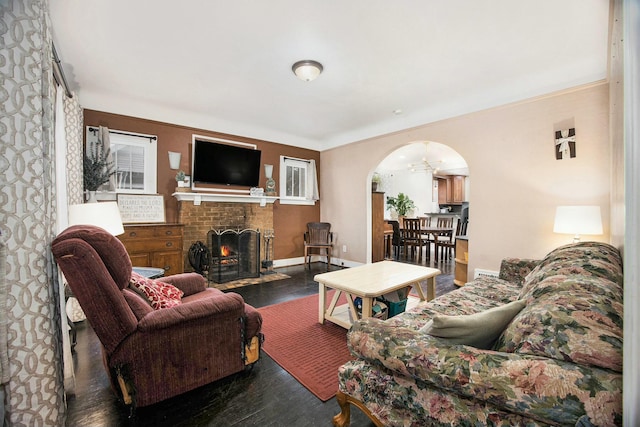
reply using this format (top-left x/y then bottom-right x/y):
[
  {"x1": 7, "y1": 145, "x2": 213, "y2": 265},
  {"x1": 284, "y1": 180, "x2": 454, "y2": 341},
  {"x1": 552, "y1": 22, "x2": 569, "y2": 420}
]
[{"x1": 173, "y1": 192, "x2": 277, "y2": 205}]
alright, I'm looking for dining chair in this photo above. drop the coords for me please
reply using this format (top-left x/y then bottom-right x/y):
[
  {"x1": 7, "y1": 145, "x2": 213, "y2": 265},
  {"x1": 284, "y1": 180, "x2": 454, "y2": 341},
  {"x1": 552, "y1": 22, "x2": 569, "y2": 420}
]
[
  {"x1": 401, "y1": 218, "x2": 427, "y2": 262},
  {"x1": 388, "y1": 220, "x2": 403, "y2": 260},
  {"x1": 436, "y1": 216, "x2": 454, "y2": 228},
  {"x1": 419, "y1": 216, "x2": 434, "y2": 259},
  {"x1": 304, "y1": 222, "x2": 334, "y2": 270},
  {"x1": 435, "y1": 218, "x2": 468, "y2": 261}
]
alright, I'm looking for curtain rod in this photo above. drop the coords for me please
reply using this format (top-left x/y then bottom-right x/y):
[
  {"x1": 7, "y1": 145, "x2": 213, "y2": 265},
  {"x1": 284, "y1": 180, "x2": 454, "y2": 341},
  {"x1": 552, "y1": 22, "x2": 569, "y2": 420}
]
[
  {"x1": 52, "y1": 43, "x2": 72, "y2": 98},
  {"x1": 88, "y1": 126, "x2": 157, "y2": 141},
  {"x1": 283, "y1": 156, "x2": 311, "y2": 163}
]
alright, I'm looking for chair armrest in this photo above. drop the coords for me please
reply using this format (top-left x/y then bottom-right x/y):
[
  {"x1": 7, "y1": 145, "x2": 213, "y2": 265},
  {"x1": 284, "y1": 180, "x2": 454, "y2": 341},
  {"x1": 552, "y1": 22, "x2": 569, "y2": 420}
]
[
  {"x1": 347, "y1": 318, "x2": 621, "y2": 425},
  {"x1": 157, "y1": 272, "x2": 206, "y2": 296},
  {"x1": 498, "y1": 258, "x2": 540, "y2": 285},
  {"x1": 137, "y1": 292, "x2": 245, "y2": 331}
]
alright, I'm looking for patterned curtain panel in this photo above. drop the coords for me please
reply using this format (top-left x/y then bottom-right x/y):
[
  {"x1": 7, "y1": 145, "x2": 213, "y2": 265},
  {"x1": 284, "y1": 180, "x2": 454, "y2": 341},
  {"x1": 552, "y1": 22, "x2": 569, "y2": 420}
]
[
  {"x1": 0, "y1": 0, "x2": 66, "y2": 425},
  {"x1": 64, "y1": 94, "x2": 84, "y2": 205}
]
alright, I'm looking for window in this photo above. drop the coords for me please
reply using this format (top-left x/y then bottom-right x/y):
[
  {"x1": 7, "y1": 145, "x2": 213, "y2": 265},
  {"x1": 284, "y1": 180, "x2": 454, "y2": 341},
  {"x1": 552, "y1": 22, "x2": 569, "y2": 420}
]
[
  {"x1": 86, "y1": 127, "x2": 157, "y2": 195},
  {"x1": 279, "y1": 156, "x2": 318, "y2": 205}
]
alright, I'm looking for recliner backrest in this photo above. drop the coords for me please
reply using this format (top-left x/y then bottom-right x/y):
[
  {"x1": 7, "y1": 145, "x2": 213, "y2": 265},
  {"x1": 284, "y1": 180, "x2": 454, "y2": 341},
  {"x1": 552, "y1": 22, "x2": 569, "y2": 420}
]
[{"x1": 52, "y1": 225, "x2": 138, "y2": 354}]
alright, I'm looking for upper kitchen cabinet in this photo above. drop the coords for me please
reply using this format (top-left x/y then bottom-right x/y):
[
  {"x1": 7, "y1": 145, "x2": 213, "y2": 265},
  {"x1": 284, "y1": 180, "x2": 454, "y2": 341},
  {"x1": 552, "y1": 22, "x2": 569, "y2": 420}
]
[{"x1": 437, "y1": 175, "x2": 466, "y2": 204}]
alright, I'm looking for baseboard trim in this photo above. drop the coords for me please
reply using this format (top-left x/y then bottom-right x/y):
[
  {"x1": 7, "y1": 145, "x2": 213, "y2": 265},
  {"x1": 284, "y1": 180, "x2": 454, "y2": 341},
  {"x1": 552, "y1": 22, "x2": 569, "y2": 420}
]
[{"x1": 273, "y1": 257, "x2": 362, "y2": 269}]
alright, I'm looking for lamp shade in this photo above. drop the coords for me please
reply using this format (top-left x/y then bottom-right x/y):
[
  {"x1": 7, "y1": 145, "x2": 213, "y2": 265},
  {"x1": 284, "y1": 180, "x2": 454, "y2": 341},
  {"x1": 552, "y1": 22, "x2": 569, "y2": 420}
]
[
  {"x1": 68, "y1": 201, "x2": 125, "y2": 236},
  {"x1": 553, "y1": 206, "x2": 603, "y2": 239}
]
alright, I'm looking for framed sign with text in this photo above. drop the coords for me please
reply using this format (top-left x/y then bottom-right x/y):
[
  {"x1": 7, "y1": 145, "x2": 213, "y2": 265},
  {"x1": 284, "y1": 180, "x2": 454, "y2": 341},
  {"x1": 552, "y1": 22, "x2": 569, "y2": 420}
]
[{"x1": 117, "y1": 194, "x2": 165, "y2": 223}]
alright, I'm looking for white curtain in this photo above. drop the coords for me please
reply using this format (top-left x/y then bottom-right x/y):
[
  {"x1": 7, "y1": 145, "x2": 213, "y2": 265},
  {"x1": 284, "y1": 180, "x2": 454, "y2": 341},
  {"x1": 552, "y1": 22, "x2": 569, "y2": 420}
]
[
  {"x1": 0, "y1": 232, "x2": 8, "y2": 425},
  {"x1": 54, "y1": 86, "x2": 78, "y2": 393},
  {"x1": 309, "y1": 159, "x2": 320, "y2": 201},
  {"x1": 0, "y1": 0, "x2": 67, "y2": 424},
  {"x1": 98, "y1": 126, "x2": 116, "y2": 191},
  {"x1": 65, "y1": 94, "x2": 84, "y2": 205}
]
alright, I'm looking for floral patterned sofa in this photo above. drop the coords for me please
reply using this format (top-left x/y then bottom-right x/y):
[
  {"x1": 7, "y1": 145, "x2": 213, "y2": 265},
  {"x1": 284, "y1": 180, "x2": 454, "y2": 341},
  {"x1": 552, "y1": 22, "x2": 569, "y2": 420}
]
[{"x1": 334, "y1": 242, "x2": 623, "y2": 427}]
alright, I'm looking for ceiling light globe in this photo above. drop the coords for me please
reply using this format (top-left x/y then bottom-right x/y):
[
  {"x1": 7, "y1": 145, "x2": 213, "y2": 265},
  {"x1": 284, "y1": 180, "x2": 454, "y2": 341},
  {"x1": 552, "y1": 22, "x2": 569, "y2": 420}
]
[{"x1": 292, "y1": 60, "x2": 323, "y2": 82}]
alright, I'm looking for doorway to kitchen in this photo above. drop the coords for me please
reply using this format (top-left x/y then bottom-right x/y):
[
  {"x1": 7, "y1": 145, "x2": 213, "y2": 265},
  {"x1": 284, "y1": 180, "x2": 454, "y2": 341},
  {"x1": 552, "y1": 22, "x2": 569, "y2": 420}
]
[{"x1": 370, "y1": 141, "x2": 469, "y2": 268}]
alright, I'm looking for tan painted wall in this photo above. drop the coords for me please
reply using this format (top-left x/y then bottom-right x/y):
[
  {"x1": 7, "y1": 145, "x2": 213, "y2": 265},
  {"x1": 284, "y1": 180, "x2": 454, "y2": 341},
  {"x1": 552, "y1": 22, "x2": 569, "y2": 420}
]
[{"x1": 321, "y1": 82, "x2": 611, "y2": 275}]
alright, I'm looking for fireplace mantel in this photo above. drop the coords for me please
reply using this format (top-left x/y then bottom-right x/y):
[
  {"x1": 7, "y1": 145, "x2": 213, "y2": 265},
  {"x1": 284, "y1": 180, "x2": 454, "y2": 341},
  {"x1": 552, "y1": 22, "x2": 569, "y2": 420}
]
[{"x1": 173, "y1": 192, "x2": 278, "y2": 205}]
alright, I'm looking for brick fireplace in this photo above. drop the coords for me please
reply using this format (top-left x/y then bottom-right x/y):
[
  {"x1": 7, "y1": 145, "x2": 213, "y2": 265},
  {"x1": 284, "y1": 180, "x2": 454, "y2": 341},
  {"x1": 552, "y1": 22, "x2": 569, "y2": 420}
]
[{"x1": 176, "y1": 197, "x2": 274, "y2": 276}]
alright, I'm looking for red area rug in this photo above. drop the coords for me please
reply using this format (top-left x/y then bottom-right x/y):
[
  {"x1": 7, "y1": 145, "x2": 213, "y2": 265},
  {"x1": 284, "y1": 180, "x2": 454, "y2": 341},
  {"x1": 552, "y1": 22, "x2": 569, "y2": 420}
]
[{"x1": 257, "y1": 292, "x2": 354, "y2": 401}]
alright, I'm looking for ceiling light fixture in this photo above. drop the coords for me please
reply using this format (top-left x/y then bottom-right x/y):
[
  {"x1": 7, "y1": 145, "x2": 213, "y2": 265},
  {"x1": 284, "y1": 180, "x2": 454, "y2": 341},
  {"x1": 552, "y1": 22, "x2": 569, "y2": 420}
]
[
  {"x1": 292, "y1": 60, "x2": 323, "y2": 82},
  {"x1": 408, "y1": 159, "x2": 443, "y2": 174}
]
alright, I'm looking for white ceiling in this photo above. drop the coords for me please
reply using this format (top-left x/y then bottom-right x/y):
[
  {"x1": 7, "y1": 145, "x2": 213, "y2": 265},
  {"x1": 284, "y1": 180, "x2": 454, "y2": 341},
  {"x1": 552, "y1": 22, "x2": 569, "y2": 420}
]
[{"x1": 49, "y1": 1, "x2": 609, "y2": 153}]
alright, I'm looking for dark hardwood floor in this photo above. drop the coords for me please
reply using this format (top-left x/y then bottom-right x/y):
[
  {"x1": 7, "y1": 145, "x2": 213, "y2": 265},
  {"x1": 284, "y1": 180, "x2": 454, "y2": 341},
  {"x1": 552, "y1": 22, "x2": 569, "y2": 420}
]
[{"x1": 65, "y1": 251, "x2": 455, "y2": 427}]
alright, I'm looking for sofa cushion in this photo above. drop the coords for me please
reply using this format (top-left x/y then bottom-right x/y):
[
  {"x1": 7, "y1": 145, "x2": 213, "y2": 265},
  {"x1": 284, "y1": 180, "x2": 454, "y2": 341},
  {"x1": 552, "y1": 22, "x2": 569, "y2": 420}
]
[
  {"x1": 519, "y1": 242, "x2": 623, "y2": 299},
  {"x1": 129, "y1": 271, "x2": 184, "y2": 310},
  {"x1": 497, "y1": 276, "x2": 623, "y2": 372},
  {"x1": 420, "y1": 300, "x2": 526, "y2": 349},
  {"x1": 385, "y1": 288, "x2": 513, "y2": 330}
]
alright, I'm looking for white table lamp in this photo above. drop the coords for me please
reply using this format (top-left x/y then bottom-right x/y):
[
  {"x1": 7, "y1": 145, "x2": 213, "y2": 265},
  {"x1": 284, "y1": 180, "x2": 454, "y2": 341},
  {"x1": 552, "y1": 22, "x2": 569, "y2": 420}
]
[
  {"x1": 553, "y1": 206, "x2": 603, "y2": 243},
  {"x1": 68, "y1": 202, "x2": 125, "y2": 236}
]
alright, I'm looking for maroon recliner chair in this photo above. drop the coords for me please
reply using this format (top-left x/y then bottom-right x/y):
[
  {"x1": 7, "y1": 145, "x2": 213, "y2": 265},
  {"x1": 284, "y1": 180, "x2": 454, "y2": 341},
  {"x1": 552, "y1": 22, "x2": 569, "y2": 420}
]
[{"x1": 52, "y1": 225, "x2": 263, "y2": 407}]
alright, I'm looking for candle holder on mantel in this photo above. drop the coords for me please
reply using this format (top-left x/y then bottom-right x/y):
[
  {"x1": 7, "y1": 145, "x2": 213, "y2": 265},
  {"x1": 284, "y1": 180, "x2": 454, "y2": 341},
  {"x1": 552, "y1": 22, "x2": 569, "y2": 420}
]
[
  {"x1": 261, "y1": 229, "x2": 275, "y2": 274},
  {"x1": 264, "y1": 164, "x2": 276, "y2": 196}
]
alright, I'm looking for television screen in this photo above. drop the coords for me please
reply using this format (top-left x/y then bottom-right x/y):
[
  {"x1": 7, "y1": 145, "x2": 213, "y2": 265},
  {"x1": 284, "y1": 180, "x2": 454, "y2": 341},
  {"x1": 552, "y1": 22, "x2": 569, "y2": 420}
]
[{"x1": 192, "y1": 140, "x2": 261, "y2": 187}]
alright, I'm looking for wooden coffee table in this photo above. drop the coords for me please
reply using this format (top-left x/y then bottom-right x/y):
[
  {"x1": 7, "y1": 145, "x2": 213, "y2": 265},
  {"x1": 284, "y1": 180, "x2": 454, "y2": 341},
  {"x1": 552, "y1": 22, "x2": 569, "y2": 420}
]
[{"x1": 315, "y1": 261, "x2": 441, "y2": 329}]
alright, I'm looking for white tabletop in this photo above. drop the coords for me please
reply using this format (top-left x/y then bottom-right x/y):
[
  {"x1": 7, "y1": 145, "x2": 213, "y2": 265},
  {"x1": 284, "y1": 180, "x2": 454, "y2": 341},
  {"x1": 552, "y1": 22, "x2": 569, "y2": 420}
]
[{"x1": 314, "y1": 261, "x2": 440, "y2": 297}]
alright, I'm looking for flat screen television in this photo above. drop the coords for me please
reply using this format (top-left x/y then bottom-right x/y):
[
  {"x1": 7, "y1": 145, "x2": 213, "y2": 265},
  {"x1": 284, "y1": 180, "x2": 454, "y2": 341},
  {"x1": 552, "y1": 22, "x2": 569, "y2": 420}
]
[{"x1": 192, "y1": 139, "x2": 261, "y2": 187}]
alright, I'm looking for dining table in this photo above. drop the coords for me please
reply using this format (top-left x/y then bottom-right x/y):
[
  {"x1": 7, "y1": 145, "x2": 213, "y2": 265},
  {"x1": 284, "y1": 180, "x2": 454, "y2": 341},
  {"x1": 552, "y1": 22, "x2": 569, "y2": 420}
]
[{"x1": 399, "y1": 224, "x2": 454, "y2": 261}]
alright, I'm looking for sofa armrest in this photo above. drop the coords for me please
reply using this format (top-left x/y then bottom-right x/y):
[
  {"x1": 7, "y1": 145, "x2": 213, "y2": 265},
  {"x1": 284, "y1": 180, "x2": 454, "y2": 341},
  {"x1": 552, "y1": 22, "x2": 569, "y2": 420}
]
[
  {"x1": 157, "y1": 272, "x2": 206, "y2": 296},
  {"x1": 348, "y1": 318, "x2": 621, "y2": 425},
  {"x1": 498, "y1": 258, "x2": 540, "y2": 285},
  {"x1": 137, "y1": 291, "x2": 245, "y2": 331}
]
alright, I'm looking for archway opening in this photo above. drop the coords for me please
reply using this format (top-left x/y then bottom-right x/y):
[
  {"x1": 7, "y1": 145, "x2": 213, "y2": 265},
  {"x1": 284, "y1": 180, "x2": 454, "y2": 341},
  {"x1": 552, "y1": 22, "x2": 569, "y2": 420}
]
[{"x1": 369, "y1": 141, "x2": 469, "y2": 265}]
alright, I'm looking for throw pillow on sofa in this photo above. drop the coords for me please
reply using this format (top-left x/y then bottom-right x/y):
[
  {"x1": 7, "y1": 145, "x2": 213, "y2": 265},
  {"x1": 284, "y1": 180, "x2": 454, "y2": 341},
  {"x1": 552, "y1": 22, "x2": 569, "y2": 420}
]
[
  {"x1": 129, "y1": 271, "x2": 184, "y2": 310},
  {"x1": 420, "y1": 299, "x2": 526, "y2": 349}
]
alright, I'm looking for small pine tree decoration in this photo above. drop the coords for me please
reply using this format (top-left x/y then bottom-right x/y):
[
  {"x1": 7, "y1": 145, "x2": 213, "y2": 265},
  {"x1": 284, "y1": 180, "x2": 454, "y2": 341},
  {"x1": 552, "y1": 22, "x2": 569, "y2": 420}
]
[{"x1": 83, "y1": 141, "x2": 115, "y2": 191}]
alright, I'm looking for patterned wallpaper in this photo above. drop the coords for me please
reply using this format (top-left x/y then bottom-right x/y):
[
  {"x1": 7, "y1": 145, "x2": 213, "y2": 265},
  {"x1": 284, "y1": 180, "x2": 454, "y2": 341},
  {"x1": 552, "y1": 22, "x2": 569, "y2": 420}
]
[{"x1": 1, "y1": 0, "x2": 66, "y2": 425}]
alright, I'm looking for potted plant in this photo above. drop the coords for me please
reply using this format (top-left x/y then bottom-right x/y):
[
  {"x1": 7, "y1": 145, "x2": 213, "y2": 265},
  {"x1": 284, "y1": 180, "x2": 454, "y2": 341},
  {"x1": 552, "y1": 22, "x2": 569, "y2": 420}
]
[
  {"x1": 83, "y1": 142, "x2": 115, "y2": 201},
  {"x1": 175, "y1": 170, "x2": 186, "y2": 187},
  {"x1": 386, "y1": 193, "x2": 416, "y2": 217},
  {"x1": 371, "y1": 172, "x2": 381, "y2": 192}
]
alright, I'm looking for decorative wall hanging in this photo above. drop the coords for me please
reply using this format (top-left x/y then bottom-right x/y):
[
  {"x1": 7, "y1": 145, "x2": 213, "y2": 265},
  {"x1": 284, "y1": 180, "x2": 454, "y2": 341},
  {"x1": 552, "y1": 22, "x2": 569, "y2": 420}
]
[
  {"x1": 555, "y1": 128, "x2": 576, "y2": 160},
  {"x1": 117, "y1": 194, "x2": 166, "y2": 223}
]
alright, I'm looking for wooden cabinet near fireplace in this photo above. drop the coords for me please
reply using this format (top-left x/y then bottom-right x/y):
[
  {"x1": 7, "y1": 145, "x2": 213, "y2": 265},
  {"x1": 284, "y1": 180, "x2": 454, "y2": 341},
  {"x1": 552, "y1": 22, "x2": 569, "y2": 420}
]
[{"x1": 118, "y1": 224, "x2": 184, "y2": 275}]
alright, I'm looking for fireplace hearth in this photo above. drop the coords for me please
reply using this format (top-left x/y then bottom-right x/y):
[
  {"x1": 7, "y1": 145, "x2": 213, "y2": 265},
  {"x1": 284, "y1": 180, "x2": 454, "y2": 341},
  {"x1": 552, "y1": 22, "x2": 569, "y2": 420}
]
[{"x1": 208, "y1": 228, "x2": 261, "y2": 283}]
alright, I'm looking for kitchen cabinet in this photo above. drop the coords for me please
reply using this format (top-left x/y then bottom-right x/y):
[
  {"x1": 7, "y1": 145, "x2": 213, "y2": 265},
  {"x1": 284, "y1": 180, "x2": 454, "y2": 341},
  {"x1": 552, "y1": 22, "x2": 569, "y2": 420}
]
[
  {"x1": 118, "y1": 224, "x2": 184, "y2": 274},
  {"x1": 437, "y1": 175, "x2": 466, "y2": 204}
]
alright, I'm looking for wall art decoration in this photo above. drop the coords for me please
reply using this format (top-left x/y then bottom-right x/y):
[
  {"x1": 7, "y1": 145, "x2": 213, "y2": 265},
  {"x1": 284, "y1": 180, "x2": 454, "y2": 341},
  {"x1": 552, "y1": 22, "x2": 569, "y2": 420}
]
[
  {"x1": 555, "y1": 128, "x2": 576, "y2": 160},
  {"x1": 117, "y1": 194, "x2": 165, "y2": 223}
]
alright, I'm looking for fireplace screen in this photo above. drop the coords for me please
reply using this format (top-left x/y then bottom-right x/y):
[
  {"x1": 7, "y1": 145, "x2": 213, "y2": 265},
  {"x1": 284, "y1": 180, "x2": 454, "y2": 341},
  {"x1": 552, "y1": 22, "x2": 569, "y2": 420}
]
[{"x1": 208, "y1": 229, "x2": 261, "y2": 283}]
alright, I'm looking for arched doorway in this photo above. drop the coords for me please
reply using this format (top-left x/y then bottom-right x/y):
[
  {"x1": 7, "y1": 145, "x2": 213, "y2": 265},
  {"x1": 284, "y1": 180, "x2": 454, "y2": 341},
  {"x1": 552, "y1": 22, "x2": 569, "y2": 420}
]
[{"x1": 370, "y1": 141, "x2": 469, "y2": 264}]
